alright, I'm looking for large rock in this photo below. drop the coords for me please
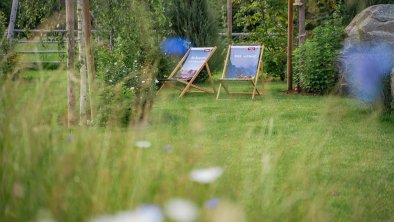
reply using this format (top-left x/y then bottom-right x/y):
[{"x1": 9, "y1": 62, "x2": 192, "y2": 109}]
[
  {"x1": 345, "y1": 4, "x2": 394, "y2": 43},
  {"x1": 343, "y1": 4, "x2": 394, "y2": 101}
]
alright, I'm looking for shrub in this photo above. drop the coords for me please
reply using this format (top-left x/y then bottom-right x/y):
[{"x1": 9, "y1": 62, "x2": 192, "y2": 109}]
[
  {"x1": 233, "y1": 0, "x2": 288, "y2": 80},
  {"x1": 383, "y1": 75, "x2": 393, "y2": 113},
  {"x1": 92, "y1": 0, "x2": 160, "y2": 126},
  {"x1": 293, "y1": 24, "x2": 344, "y2": 94},
  {"x1": 165, "y1": 0, "x2": 219, "y2": 82}
]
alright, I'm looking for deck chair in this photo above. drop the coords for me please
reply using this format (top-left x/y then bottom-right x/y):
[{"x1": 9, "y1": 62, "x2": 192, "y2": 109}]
[
  {"x1": 216, "y1": 45, "x2": 264, "y2": 100},
  {"x1": 158, "y1": 47, "x2": 217, "y2": 97}
]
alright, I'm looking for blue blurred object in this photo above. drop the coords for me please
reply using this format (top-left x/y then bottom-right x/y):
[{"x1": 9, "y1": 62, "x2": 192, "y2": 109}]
[
  {"x1": 160, "y1": 37, "x2": 191, "y2": 57},
  {"x1": 204, "y1": 198, "x2": 220, "y2": 209},
  {"x1": 341, "y1": 42, "x2": 394, "y2": 103}
]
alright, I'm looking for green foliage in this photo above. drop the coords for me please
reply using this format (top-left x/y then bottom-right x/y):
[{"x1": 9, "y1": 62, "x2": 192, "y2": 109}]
[
  {"x1": 166, "y1": 0, "x2": 219, "y2": 47},
  {"x1": 92, "y1": 0, "x2": 160, "y2": 126},
  {"x1": 293, "y1": 24, "x2": 345, "y2": 94},
  {"x1": 0, "y1": 10, "x2": 5, "y2": 39},
  {"x1": 0, "y1": 0, "x2": 12, "y2": 20},
  {"x1": 233, "y1": 0, "x2": 288, "y2": 80},
  {"x1": 343, "y1": 0, "x2": 394, "y2": 23},
  {"x1": 165, "y1": 0, "x2": 219, "y2": 82},
  {"x1": 0, "y1": 10, "x2": 7, "y2": 52},
  {"x1": 304, "y1": 0, "x2": 339, "y2": 30},
  {"x1": 17, "y1": 0, "x2": 63, "y2": 31},
  {"x1": 0, "y1": 53, "x2": 17, "y2": 78},
  {"x1": 383, "y1": 75, "x2": 393, "y2": 113}
]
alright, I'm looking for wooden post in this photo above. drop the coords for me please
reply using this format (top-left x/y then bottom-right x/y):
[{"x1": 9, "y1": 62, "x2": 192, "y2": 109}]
[
  {"x1": 7, "y1": 0, "x2": 19, "y2": 47},
  {"x1": 287, "y1": 0, "x2": 294, "y2": 91},
  {"x1": 298, "y1": 0, "x2": 306, "y2": 45},
  {"x1": 82, "y1": 0, "x2": 96, "y2": 123},
  {"x1": 109, "y1": 0, "x2": 114, "y2": 50},
  {"x1": 391, "y1": 68, "x2": 394, "y2": 99},
  {"x1": 227, "y1": 0, "x2": 232, "y2": 44},
  {"x1": 77, "y1": 0, "x2": 88, "y2": 126},
  {"x1": 66, "y1": 0, "x2": 77, "y2": 126},
  {"x1": 296, "y1": 0, "x2": 305, "y2": 92}
]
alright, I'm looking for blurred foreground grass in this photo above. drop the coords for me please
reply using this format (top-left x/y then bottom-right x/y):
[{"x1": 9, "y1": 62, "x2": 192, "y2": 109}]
[{"x1": 0, "y1": 70, "x2": 393, "y2": 222}]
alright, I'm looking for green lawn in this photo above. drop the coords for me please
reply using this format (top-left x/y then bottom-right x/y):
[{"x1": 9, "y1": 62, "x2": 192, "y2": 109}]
[{"x1": 1, "y1": 70, "x2": 393, "y2": 222}]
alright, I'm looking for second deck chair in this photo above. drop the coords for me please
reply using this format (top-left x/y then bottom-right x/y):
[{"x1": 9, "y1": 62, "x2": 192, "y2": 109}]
[
  {"x1": 216, "y1": 45, "x2": 264, "y2": 100},
  {"x1": 158, "y1": 47, "x2": 217, "y2": 98}
]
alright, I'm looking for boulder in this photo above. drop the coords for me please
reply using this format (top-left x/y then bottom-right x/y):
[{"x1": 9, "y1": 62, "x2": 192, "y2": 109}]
[
  {"x1": 345, "y1": 4, "x2": 394, "y2": 43},
  {"x1": 343, "y1": 4, "x2": 394, "y2": 101}
]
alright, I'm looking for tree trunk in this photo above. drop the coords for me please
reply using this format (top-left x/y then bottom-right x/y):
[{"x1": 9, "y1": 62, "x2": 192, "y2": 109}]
[
  {"x1": 77, "y1": 0, "x2": 88, "y2": 125},
  {"x1": 7, "y1": 0, "x2": 19, "y2": 47},
  {"x1": 66, "y1": 0, "x2": 77, "y2": 127},
  {"x1": 82, "y1": 0, "x2": 96, "y2": 123},
  {"x1": 227, "y1": 0, "x2": 232, "y2": 44},
  {"x1": 287, "y1": 0, "x2": 294, "y2": 91}
]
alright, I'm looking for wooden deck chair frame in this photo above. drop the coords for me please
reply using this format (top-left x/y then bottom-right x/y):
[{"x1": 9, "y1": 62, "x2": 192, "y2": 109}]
[
  {"x1": 216, "y1": 45, "x2": 265, "y2": 100},
  {"x1": 157, "y1": 47, "x2": 217, "y2": 98}
]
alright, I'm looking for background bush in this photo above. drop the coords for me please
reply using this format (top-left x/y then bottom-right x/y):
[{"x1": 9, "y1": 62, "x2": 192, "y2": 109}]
[
  {"x1": 165, "y1": 0, "x2": 220, "y2": 83},
  {"x1": 293, "y1": 23, "x2": 344, "y2": 94},
  {"x1": 233, "y1": 0, "x2": 288, "y2": 80},
  {"x1": 92, "y1": 0, "x2": 160, "y2": 126}
]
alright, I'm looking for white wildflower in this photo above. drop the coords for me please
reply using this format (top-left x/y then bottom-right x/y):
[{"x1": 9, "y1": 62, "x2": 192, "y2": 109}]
[
  {"x1": 189, "y1": 167, "x2": 223, "y2": 184},
  {"x1": 88, "y1": 205, "x2": 163, "y2": 222},
  {"x1": 164, "y1": 199, "x2": 198, "y2": 222},
  {"x1": 135, "y1": 140, "x2": 151, "y2": 148}
]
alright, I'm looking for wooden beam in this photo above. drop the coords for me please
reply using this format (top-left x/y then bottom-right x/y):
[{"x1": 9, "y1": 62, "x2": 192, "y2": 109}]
[
  {"x1": 287, "y1": 0, "x2": 294, "y2": 91},
  {"x1": 296, "y1": 0, "x2": 305, "y2": 92},
  {"x1": 298, "y1": 0, "x2": 306, "y2": 45},
  {"x1": 391, "y1": 68, "x2": 394, "y2": 99},
  {"x1": 12, "y1": 50, "x2": 66, "y2": 54},
  {"x1": 66, "y1": 0, "x2": 77, "y2": 126},
  {"x1": 77, "y1": 0, "x2": 88, "y2": 126},
  {"x1": 7, "y1": 0, "x2": 19, "y2": 46},
  {"x1": 227, "y1": 0, "x2": 232, "y2": 44},
  {"x1": 82, "y1": 0, "x2": 96, "y2": 122}
]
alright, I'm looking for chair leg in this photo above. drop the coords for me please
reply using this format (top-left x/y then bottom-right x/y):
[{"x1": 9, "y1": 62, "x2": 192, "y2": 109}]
[
  {"x1": 179, "y1": 80, "x2": 194, "y2": 97},
  {"x1": 251, "y1": 80, "x2": 258, "y2": 100},
  {"x1": 216, "y1": 83, "x2": 222, "y2": 100},
  {"x1": 156, "y1": 82, "x2": 167, "y2": 95}
]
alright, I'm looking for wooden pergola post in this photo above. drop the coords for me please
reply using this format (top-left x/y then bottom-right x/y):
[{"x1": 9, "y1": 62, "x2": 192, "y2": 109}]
[
  {"x1": 287, "y1": 0, "x2": 294, "y2": 92},
  {"x1": 82, "y1": 0, "x2": 96, "y2": 123},
  {"x1": 7, "y1": 0, "x2": 19, "y2": 47},
  {"x1": 391, "y1": 68, "x2": 394, "y2": 99},
  {"x1": 298, "y1": 0, "x2": 306, "y2": 45},
  {"x1": 66, "y1": 0, "x2": 76, "y2": 126},
  {"x1": 295, "y1": 0, "x2": 305, "y2": 92},
  {"x1": 227, "y1": 0, "x2": 232, "y2": 44}
]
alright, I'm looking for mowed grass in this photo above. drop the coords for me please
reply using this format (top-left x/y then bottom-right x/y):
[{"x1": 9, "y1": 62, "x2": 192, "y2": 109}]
[{"x1": 1, "y1": 70, "x2": 393, "y2": 222}]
